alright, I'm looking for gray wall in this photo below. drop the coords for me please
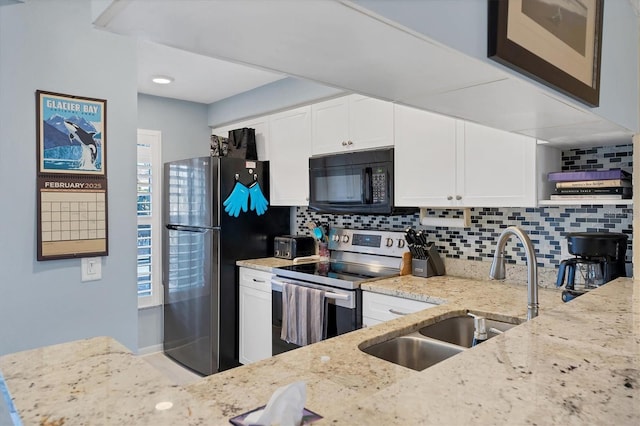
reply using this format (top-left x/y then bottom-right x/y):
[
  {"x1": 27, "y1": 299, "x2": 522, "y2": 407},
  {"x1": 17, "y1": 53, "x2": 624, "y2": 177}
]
[
  {"x1": 0, "y1": 1, "x2": 138, "y2": 355},
  {"x1": 353, "y1": 0, "x2": 639, "y2": 132},
  {"x1": 207, "y1": 77, "x2": 344, "y2": 128},
  {"x1": 138, "y1": 94, "x2": 211, "y2": 162},
  {"x1": 137, "y1": 94, "x2": 210, "y2": 353}
]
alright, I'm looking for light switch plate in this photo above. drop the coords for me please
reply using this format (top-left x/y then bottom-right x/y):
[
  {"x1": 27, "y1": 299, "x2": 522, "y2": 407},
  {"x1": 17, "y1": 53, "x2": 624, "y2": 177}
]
[{"x1": 81, "y1": 257, "x2": 102, "y2": 282}]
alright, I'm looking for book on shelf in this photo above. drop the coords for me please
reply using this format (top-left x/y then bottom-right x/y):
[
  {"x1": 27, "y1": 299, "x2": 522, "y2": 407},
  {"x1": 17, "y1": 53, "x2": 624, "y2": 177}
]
[
  {"x1": 554, "y1": 187, "x2": 632, "y2": 196},
  {"x1": 555, "y1": 179, "x2": 631, "y2": 189},
  {"x1": 550, "y1": 194, "x2": 631, "y2": 200},
  {"x1": 548, "y1": 169, "x2": 631, "y2": 182}
]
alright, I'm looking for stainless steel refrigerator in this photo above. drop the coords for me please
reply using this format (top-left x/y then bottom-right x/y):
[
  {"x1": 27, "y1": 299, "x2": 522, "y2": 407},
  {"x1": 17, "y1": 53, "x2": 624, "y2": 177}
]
[{"x1": 163, "y1": 156, "x2": 289, "y2": 375}]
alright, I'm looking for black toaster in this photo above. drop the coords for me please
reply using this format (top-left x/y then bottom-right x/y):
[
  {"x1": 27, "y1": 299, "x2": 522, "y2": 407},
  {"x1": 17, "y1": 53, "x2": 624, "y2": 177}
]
[{"x1": 274, "y1": 235, "x2": 316, "y2": 260}]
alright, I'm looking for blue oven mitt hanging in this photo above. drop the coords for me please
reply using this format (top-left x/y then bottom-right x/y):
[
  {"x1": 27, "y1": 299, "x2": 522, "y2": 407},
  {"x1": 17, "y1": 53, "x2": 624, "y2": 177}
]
[
  {"x1": 223, "y1": 181, "x2": 249, "y2": 217},
  {"x1": 249, "y1": 181, "x2": 269, "y2": 216}
]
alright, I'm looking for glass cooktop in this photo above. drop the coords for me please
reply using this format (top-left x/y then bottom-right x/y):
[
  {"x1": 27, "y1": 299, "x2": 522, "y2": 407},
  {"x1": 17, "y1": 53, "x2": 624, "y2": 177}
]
[{"x1": 273, "y1": 261, "x2": 398, "y2": 290}]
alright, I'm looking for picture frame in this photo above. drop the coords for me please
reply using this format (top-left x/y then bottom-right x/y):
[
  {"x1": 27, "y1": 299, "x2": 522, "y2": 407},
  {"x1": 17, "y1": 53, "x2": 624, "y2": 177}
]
[
  {"x1": 36, "y1": 90, "x2": 107, "y2": 175},
  {"x1": 488, "y1": 0, "x2": 603, "y2": 107}
]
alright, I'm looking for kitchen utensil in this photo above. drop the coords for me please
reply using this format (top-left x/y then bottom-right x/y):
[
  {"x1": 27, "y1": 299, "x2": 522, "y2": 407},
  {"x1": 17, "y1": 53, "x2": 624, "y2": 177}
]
[{"x1": 248, "y1": 180, "x2": 269, "y2": 215}]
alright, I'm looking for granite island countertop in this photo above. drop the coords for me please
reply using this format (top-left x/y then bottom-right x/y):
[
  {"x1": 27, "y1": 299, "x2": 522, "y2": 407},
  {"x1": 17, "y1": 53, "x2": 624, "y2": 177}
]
[{"x1": 1, "y1": 273, "x2": 638, "y2": 425}]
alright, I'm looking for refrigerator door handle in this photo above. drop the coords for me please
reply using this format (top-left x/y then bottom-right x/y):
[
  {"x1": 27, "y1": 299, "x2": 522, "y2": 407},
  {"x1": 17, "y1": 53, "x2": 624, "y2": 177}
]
[{"x1": 165, "y1": 224, "x2": 221, "y2": 232}]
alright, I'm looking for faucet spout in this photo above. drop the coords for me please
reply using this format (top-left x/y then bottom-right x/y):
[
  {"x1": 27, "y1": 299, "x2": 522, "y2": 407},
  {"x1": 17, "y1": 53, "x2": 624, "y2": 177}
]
[{"x1": 489, "y1": 226, "x2": 539, "y2": 320}]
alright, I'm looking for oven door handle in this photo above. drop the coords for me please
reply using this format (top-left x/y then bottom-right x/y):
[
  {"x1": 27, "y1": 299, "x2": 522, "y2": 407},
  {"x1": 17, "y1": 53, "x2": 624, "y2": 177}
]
[{"x1": 271, "y1": 278, "x2": 349, "y2": 301}]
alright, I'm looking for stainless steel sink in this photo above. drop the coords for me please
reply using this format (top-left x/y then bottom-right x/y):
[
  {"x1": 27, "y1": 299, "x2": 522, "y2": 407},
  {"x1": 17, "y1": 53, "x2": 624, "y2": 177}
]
[
  {"x1": 361, "y1": 313, "x2": 522, "y2": 371},
  {"x1": 418, "y1": 315, "x2": 518, "y2": 348},
  {"x1": 361, "y1": 331, "x2": 464, "y2": 371}
]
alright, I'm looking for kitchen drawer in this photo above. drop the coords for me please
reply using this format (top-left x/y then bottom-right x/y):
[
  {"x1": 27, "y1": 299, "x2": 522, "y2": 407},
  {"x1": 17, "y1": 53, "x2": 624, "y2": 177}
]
[
  {"x1": 363, "y1": 291, "x2": 437, "y2": 324},
  {"x1": 239, "y1": 267, "x2": 273, "y2": 293}
]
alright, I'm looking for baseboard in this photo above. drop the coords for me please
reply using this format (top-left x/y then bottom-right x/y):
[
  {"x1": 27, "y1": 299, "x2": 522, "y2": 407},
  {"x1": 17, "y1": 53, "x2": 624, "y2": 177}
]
[{"x1": 137, "y1": 343, "x2": 163, "y2": 356}]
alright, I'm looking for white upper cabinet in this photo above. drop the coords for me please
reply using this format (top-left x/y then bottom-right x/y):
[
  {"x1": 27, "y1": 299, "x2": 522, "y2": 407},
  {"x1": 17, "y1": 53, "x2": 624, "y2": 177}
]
[
  {"x1": 459, "y1": 121, "x2": 536, "y2": 207},
  {"x1": 394, "y1": 104, "x2": 458, "y2": 207},
  {"x1": 395, "y1": 104, "x2": 538, "y2": 208},
  {"x1": 311, "y1": 95, "x2": 394, "y2": 155},
  {"x1": 268, "y1": 105, "x2": 312, "y2": 206}
]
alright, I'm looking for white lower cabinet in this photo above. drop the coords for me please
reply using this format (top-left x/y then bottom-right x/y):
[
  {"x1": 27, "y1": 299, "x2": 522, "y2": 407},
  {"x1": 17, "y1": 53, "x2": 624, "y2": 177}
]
[
  {"x1": 362, "y1": 291, "x2": 437, "y2": 327},
  {"x1": 238, "y1": 267, "x2": 273, "y2": 365}
]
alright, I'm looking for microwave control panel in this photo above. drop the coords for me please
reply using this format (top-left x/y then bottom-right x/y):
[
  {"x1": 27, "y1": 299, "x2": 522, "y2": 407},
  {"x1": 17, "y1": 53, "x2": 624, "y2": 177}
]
[{"x1": 371, "y1": 169, "x2": 387, "y2": 203}]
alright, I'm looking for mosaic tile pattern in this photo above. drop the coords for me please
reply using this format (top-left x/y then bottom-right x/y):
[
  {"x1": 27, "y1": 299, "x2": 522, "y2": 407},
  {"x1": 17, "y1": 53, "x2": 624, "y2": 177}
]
[
  {"x1": 295, "y1": 144, "x2": 633, "y2": 271},
  {"x1": 562, "y1": 144, "x2": 633, "y2": 171}
]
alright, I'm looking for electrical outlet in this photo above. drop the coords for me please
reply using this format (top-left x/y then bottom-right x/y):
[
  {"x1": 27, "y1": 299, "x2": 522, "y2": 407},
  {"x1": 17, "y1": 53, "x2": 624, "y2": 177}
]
[{"x1": 81, "y1": 257, "x2": 102, "y2": 282}]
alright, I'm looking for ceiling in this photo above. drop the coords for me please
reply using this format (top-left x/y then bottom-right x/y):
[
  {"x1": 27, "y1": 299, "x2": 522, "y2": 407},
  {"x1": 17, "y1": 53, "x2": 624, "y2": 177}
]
[
  {"x1": 136, "y1": 40, "x2": 284, "y2": 104},
  {"x1": 95, "y1": 0, "x2": 637, "y2": 147}
]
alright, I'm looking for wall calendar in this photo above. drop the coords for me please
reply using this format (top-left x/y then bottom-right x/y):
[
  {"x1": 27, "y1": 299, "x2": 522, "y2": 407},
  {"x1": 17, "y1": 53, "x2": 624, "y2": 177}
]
[{"x1": 36, "y1": 90, "x2": 109, "y2": 260}]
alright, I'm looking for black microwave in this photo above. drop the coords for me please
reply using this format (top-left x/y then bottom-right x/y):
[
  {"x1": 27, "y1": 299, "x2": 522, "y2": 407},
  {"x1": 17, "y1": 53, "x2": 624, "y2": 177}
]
[{"x1": 309, "y1": 148, "x2": 412, "y2": 215}]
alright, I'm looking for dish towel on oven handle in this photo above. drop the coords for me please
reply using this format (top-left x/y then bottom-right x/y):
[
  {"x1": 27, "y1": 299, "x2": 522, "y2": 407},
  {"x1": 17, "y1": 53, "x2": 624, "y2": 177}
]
[{"x1": 281, "y1": 282, "x2": 327, "y2": 346}]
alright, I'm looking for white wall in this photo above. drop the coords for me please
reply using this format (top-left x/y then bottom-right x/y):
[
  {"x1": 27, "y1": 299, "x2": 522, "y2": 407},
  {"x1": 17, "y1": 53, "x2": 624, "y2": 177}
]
[{"x1": 0, "y1": 0, "x2": 138, "y2": 355}]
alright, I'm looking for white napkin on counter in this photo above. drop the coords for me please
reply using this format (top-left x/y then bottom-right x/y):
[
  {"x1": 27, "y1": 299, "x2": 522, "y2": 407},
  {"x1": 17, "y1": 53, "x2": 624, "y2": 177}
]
[{"x1": 244, "y1": 381, "x2": 307, "y2": 426}]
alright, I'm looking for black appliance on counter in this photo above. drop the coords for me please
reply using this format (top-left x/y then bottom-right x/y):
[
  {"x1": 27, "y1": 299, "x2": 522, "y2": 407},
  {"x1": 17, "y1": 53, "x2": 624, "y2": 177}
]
[
  {"x1": 273, "y1": 235, "x2": 316, "y2": 260},
  {"x1": 163, "y1": 157, "x2": 289, "y2": 376},
  {"x1": 556, "y1": 232, "x2": 628, "y2": 302},
  {"x1": 308, "y1": 148, "x2": 415, "y2": 215}
]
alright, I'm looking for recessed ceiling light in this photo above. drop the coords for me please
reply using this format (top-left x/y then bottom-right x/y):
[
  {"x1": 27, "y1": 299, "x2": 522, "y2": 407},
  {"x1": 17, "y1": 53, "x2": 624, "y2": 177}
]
[{"x1": 152, "y1": 75, "x2": 174, "y2": 85}]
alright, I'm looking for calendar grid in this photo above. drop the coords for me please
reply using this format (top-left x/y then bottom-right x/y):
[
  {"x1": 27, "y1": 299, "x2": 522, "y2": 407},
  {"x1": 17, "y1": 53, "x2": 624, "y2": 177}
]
[{"x1": 37, "y1": 176, "x2": 108, "y2": 260}]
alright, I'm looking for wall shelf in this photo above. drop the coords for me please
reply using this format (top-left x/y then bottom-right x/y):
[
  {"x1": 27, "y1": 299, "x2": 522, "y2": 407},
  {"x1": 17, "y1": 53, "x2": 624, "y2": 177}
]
[{"x1": 538, "y1": 199, "x2": 633, "y2": 207}]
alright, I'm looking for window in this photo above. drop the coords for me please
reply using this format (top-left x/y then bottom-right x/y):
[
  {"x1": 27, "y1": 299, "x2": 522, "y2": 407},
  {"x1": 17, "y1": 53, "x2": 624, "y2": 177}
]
[{"x1": 137, "y1": 129, "x2": 162, "y2": 308}]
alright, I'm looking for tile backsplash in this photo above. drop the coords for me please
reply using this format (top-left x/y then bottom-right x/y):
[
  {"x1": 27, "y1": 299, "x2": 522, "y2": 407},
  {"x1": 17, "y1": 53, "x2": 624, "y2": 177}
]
[{"x1": 295, "y1": 144, "x2": 633, "y2": 271}]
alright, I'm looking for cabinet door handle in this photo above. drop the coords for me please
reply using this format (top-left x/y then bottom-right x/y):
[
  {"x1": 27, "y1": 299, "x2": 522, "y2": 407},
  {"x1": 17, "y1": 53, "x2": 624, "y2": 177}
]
[
  {"x1": 341, "y1": 141, "x2": 348, "y2": 146},
  {"x1": 447, "y1": 195, "x2": 453, "y2": 201},
  {"x1": 456, "y1": 195, "x2": 462, "y2": 200},
  {"x1": 252, "y1": 278, "x2": 265, "y2": 283},
  {"x1": 347, "y1": 140, "x2": 353, "y2": 145},
  {"x1": 389, "y1": 308, "x2": 410, "y2": 316}
]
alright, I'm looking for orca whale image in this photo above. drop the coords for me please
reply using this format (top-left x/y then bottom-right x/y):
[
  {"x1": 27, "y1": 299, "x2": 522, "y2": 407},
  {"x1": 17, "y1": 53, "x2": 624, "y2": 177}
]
[{"x1": 63, "y1": 120, "x2": 98, "y2": 170}]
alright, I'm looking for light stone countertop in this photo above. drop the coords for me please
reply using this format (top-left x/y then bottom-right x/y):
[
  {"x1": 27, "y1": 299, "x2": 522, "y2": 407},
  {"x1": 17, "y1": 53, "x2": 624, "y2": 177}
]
[
  {"x1": 236, "y1": 256, "x2": 317, "y2": 273},
  {"x1": 1, "y1": 272, "x2": 638, "y2": 425}
]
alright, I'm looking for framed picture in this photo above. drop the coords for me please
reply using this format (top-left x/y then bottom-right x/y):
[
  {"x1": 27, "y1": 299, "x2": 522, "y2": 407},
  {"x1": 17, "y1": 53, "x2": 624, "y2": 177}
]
[
  {"x1": 488, "y1": 0, "x2": 603, "y2": 107},
  {"x1": 36, "y1": 90, "x2": 107, "y2": 175}
]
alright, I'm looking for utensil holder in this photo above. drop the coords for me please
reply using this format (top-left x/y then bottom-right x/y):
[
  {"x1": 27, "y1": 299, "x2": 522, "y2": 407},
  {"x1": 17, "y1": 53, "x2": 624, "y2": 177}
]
[{"x1": 412, "y1": 258, "x2": 435, "y2": 278}]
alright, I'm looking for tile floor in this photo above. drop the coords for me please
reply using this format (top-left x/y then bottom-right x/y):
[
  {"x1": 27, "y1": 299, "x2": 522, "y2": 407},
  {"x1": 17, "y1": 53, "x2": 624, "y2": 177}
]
[{"x1": 139, "y1": 352, "x2": 202, "y2": 386}]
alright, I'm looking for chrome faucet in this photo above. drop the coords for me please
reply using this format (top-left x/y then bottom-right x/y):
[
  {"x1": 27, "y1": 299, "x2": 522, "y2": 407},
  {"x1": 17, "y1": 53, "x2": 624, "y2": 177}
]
[{"x1": 489, "y1": 226, "x2": 539, "y2": 320}]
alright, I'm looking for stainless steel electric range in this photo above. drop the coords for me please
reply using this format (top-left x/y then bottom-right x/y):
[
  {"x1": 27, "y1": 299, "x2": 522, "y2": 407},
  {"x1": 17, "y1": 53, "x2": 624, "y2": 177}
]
[{"x1": 271, "y1": 227, "x2": 408, "y2": 355}]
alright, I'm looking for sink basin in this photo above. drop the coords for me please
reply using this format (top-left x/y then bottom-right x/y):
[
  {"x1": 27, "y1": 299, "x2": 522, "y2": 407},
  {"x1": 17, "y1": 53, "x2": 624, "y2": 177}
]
[
  {"x1": 360, "y1": 313, "x2": 522, "y2": 371},
  {"x1": 361, "y1": 332, "x2": 464, "y2": 371},
  {"x1": 419, "y1": 315, "x2": 518, "y2": 348}
]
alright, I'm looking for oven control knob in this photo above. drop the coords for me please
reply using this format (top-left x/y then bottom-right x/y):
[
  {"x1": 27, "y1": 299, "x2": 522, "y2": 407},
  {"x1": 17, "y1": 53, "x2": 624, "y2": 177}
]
[
  {"x1": 342, "y1": 235, "x2": 350, "y2": 243},
  {"x1": 397, "y1": 239, "x2": 405, "y2": 248},
  {"x1": 386, "y1": 238, "x2": 394, "y2": 247},
  {"x1": 332, "y1": 234, "x2": 341, "y2": 242}
]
